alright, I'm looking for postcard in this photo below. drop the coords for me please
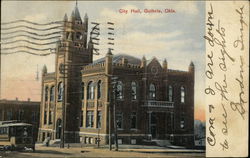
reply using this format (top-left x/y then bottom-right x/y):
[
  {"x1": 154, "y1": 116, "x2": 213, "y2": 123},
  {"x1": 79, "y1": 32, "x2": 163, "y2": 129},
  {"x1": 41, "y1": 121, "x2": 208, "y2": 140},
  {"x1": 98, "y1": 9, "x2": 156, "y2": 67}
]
[{"x1": 0, "y1": 0, "x2": 248, "y2": 157}]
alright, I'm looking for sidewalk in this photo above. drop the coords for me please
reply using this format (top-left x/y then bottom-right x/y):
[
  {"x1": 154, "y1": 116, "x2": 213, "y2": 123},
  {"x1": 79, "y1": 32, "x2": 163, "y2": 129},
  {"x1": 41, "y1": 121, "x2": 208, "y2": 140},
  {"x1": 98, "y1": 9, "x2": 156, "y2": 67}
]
[{"x1": 36, "y1": 143, "x2": 205, "y2": 154}]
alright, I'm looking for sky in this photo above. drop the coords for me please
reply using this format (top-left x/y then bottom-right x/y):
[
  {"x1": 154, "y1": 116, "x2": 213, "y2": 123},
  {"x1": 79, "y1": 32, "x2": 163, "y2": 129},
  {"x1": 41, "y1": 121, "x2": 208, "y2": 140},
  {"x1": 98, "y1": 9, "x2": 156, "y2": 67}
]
[{"x1": 1, "y1": 1, "x2": 205, "y2": 121}]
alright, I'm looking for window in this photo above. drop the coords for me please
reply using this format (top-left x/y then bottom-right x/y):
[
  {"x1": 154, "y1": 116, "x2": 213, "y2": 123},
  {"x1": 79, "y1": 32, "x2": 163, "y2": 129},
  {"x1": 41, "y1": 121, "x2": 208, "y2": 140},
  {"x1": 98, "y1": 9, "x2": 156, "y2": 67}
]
[
  {"x1": 45, "y1": 86, "x2": 49, "y2": 101},
  {"x1": 180, "y1": 114, "x2": 185, "y2": 129},
  {"x1": 49, "y1": 86, "x2": 55, "y2": 101},
  {"x1": 130, "y1": 112, "x2": 137, "y2": 129},
  {"x1": 58, "y1": 82, "x2": 64, "y2": 101},
  {"x1": 44, "y1": 111, "x2": 47, "y2": 124},
  {"x1": 131, "y1": 82, "x2": 137, "y2": 100},
  {"x1": 31, "y1": 111, "x2": 37, "y2": 122},
  {"x1": 97, "y1": 111, "x2": 102, "y2": 128},
  {"x1": 80, "y1": 111, "x2": 83, "y2": 127},
  {"x1": 81, "y1": 82, "x2": 84, "y2": 100},
  {"x1": 87, "y1": 81, "x2": 95, "y2": 100},
  {"x1": 181, "y1": 86, "x2": 185, "y2": 103},
  {"x1": 116, "y1": 81, "x2": 123, "y2": 100},
  {"x1": 149, "y1": 84, "x2": 156, "y2": 100},
  {"x1": 97, "y1": 80, "x2": 102, "y2": 99},
  {"x1": 168, "y1": 85, "x2": 173, "y2": 102},
  {"x1": 49, "y1": 111, "x2": 53, "y2": 124},
  {"x1": 86, "y1": 111, "x2": 94, "y2": 128},
  {"x1": 116, "y1": 112, "x2": 123, "y2": 129},
  {"x1": 7, "y1": 110, "x2": 12, "y2": 120},
  {"x1": 18, "y1": 110, "x2": 24, "y2": 120}
]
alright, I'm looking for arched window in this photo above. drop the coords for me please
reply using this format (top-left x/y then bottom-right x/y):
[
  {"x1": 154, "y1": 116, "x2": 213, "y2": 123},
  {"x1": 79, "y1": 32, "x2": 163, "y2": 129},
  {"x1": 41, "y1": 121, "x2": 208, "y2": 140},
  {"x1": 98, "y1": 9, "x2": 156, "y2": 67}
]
[
  {"x1": 181, "y1": 86, "x2": 185, "y2": 103},
  {"x1": 131, "y1": 81, "x2": 137, "y2": 100},
  {"x1": 87, "y1": 81, "x2": 95, "y2": 99},
  {"x1": 81, "y1": 82, "x2": 84, "y2": 100},
  {"x1": 45, "y1": 86, "x2": 48, "y2": 101},
  {"x1": 97, "y1": 80, "x2": 102, "y2": 99},
  {"x1": 149, "y1": 83, "x2": 156, "y2": 100},
  {"x1": 116, "y1": 81, "x2": 123, "y2": 100},
  {"x1": 58, "y1": 82, "x2": 63, "y2": 101},
  {"x1": 50, "y1": 86, "x2": 55, "y2": 101},
  {"x1": 168, "y1": 85, "x2": 173, "y2": 102}
]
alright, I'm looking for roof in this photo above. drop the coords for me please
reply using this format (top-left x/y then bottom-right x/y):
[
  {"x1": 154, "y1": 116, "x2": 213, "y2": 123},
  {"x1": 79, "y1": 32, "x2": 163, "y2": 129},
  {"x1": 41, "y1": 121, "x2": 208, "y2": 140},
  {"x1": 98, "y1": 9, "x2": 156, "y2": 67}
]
[
  {"x1": 91, "y1": 54, "x2": 141, "y2": 66},
  {"x1": 71, "y1": 3, "x2": 82, "y2": 21},
  {"x1": 0, "y1": 123, "x2": 32, "y2": 127}
]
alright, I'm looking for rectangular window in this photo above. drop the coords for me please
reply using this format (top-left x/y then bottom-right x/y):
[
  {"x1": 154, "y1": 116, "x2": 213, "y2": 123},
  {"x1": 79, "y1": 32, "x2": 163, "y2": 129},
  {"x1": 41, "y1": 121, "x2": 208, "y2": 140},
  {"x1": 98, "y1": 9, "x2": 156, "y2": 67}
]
[
  {"x1": 97, "y1": 111, "x2": 102, "y2": 128},
  {"x1": 168, "y1": 86, "x2": 173, "y2": 102},
  {"x1": 86, "y1": 111, "x2": 94, "y2": 128},
  {"x1": 49, "y1": 111, "x2": 52, "y2": 124},
  {"x1": 116, "y1": 112, "x2": 123, "y2": 129},
  {"x1": 130, "y1": 112, "x2": 137, "y2": 129},
  {"x1": 7, "y1": 110, "x2": 12, "y2": 120},
  {"x1": 80, "y1": 111, "x2": 83, "y2": 127},
  {"x1": 44, "y1": 111, "x2": 47, "y2": 124},
  {"x1": 18, "y1": 110, "x2": 24, "y2": 120},
  {"x1": 31, "y1": 111, "x2": 36, "y2": 122}
]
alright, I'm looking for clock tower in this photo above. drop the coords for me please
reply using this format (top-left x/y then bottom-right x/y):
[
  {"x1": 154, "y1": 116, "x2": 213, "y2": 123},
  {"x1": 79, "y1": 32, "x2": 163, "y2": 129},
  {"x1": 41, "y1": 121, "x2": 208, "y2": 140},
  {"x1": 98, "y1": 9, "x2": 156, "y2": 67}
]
[{"x1": 54, "y1": 3, "x2": 93, "y2": 142}]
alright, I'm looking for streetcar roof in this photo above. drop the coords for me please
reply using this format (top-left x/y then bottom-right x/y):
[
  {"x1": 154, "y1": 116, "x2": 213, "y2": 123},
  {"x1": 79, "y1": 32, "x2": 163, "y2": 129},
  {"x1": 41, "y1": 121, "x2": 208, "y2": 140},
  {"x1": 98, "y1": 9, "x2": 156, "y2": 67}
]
[{"x1": 0, "y1": 123, "x2": 32, "y2": 127}]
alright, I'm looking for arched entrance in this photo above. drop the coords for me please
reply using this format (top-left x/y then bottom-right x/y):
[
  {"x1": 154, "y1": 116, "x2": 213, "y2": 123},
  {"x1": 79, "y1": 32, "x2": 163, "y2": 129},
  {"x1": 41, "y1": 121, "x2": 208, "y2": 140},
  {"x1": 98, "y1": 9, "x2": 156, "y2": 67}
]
[{"x1": 56, "y1": 118, "x2": 62, "y2": 139}]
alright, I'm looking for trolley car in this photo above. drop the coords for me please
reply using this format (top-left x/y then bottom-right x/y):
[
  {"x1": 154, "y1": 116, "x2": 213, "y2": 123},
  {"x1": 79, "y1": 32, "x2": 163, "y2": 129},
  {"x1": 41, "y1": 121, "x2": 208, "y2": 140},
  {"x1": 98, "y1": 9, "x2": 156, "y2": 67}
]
[{"x1": 0, "y1": 121, "x2": 35, "y2": 151}]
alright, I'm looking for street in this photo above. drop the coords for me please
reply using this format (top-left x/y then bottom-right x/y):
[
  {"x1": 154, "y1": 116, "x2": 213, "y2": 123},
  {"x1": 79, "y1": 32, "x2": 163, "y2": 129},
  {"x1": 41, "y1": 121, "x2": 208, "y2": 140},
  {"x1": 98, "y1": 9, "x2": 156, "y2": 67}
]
[{"x1": 0, "y1": 145, "x2": 205, "y2": 158}]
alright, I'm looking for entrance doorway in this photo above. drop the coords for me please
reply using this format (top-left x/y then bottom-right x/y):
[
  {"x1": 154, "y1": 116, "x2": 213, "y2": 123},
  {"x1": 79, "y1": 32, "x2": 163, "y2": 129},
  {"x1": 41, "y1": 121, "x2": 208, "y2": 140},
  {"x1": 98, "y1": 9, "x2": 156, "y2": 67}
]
[
  {"x1": 151, "y1": 113, "x2": 157, "y2": 139},
  {"x1": 56, "y1": 118, "x2": 62, "y2": 139}
]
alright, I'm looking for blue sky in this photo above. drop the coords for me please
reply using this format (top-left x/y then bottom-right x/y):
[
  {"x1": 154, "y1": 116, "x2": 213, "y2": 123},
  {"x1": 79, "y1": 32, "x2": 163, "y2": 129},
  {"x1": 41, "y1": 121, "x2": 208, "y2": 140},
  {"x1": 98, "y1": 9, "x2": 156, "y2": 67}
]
[{"x1": 1, "y1": 1, "x2": 205, "y2": 120}]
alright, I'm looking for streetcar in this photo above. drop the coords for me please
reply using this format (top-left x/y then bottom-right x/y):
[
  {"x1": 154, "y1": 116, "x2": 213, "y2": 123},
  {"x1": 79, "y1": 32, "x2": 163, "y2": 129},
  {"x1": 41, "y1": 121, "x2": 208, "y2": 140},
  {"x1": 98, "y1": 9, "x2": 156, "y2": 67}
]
[{"x1": 0, "y1": 121, "x2": 35, "y2": 151}]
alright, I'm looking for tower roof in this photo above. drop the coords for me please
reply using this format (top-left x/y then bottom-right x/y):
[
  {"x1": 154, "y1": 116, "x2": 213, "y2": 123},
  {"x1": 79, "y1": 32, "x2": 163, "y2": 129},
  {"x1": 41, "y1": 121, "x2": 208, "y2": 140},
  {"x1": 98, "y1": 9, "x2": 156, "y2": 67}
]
[{"x1": 71, "y1": 1, "x2": 82, "y2": 21}]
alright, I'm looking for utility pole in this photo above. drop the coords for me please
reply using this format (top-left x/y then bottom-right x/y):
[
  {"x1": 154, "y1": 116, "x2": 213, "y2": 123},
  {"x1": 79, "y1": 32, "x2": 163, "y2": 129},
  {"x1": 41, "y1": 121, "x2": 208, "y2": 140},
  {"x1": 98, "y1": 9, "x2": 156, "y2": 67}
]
[
  {"x1": 0, "y1": 0, "x2": 2, "y2": 99},
  {"x1": 109, "y1": 89, "x2": 112, "y2": 150},
  {"x1": 107, "y1": 21, "x2": 115, "y2": 151}
]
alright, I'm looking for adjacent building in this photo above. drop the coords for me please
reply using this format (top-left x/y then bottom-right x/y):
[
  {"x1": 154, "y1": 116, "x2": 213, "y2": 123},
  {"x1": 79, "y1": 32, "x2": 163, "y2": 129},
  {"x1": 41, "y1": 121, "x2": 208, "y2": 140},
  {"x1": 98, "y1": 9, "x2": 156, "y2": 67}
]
[
  {"x1": 38, "y1": 4, "x2": 195, "y2": 147},
  {"x1": 0, "y1": 99, "x2": 40, "y2": 140}
]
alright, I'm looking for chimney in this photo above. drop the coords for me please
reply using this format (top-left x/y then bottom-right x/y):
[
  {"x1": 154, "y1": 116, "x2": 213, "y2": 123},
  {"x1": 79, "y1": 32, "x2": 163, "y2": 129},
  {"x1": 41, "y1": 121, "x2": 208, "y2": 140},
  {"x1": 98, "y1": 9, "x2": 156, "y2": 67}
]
[
  {"x1": 28, "y1": 98, "x2": 30, "y2": 102},
  {"x1": 15, "y1": 97, "x2": 18, "y2": 101}
]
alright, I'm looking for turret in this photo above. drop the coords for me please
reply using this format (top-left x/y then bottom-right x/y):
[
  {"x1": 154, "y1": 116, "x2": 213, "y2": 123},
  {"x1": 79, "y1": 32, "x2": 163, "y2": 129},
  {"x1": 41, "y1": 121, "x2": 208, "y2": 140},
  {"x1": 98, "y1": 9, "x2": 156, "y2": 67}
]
[
  {"x1": 141, "y1": 55, "x2": 146, "y2": 68},
  {"x1": 42, "y1": 65, "x2": 47, "y2": 76},
  {"x1": 87, "y1": 39, "x2": 93, "y2": 53},
  {"x1": 162, "y1": 58, "x2": 168, "y2": 70},
  {"x1": 84, "y1": 13, "x2": 88, "y2": 29},
  {"x1": 189, "y1": 61, "x2": 195, "y2": 72},
  {"x1": 105, "y1": 49, "x2": 113, "y2": 74},
  {"x1": 63, "y1": 13, "x2": 68, "y2": 22}
]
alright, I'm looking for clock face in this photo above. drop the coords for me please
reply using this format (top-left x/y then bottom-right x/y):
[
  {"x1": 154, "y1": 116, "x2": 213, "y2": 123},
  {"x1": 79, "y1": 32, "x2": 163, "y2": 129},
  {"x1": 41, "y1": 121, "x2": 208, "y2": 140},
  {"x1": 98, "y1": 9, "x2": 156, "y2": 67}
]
[
  {"x1": 151, "y1": 66, "x2": 159, "y2": 75},
  {"x1": 76, "y1": 32, "x2": 83, "y2": 40}
]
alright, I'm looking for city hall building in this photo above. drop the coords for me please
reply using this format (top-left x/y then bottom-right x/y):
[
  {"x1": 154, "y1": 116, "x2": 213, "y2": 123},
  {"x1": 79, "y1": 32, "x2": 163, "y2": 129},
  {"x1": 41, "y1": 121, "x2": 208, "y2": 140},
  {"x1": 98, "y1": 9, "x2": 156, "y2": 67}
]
[{"x1": 38, "y1": 4, "x2": 195, "y2": 147}]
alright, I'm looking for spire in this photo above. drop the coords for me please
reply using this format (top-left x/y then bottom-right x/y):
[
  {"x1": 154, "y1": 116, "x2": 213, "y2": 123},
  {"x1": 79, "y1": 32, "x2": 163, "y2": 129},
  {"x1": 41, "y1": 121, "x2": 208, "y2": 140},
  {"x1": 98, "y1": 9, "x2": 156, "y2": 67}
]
[
  {"x1": 42, "y1": 65, "x2": 47, "y2": 75},
  {"x1": 63, "y1": 13, "x2": 68, "y2": 21},
  {"x1": 189, "y1": 61, "x2": 195, "y2": 72},
  {"x1": 141, "y1": 55, "x2": 147, "y2": 67},
  {"x1": 84, "y1": 13, "x2": 88, "y2": 20},
  {"x1": 163, "y1": 58, "x2": 168, "y2": 69},
  {"x1": 70, "y1": 1, "x2": 82, "y2": 21}
]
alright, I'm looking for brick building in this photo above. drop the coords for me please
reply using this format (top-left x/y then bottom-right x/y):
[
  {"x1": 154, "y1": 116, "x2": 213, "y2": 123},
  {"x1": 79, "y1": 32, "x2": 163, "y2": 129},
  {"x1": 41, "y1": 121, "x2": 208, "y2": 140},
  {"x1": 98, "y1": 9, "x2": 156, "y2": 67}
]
[
  {"x1": 38, "y1": 4, "x2": 195, "y2": 147},
  {"x1": 0, "y1": 99, "x2": 40, "y2": 140}
]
